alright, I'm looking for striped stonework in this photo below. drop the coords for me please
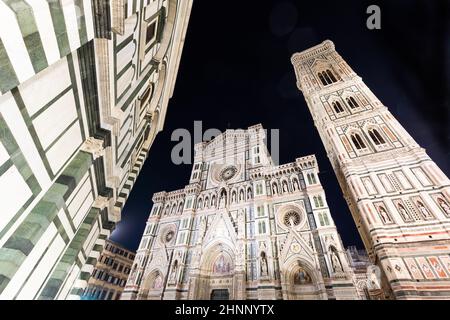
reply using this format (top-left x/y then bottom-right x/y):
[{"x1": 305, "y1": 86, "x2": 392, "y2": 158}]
[
  {"x1": 0, "y1": 0, "x2": 193, "y2": 299},
  {"x1": 291, "y1": 40, "x2": 450, "y2": 299}
]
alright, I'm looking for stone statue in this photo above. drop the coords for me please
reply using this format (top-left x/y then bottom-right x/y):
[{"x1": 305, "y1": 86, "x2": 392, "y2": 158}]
[
  {"x1": 169, "y1": 261, "x2": 178, "y2": 283},
  {"x1": 438, "y1": 198, "x2": 450, "y2": 214},
  {"x1": 260, "y1": 253, "x2": 268, "y2": 276},
  {"x1": 293, "y1": 180, "x2": 299, "y2": 191},
  {"x1": 397, "y1": 204, "x2": 410, "y2": 221},
  {"x1": 378, "y1": 206, "x2": 392, "y2": 224},
  {"x1": 417, "y1": 201, "x2": 432, "y2": 218},
  {"x1": 330, "y1": 250, "x2": 343, "y2": 273}
]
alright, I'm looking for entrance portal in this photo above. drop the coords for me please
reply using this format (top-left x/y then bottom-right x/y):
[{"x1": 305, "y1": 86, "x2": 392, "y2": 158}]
[{"x1": 210, "y1": 289, "x2": 229, "y2": 300}]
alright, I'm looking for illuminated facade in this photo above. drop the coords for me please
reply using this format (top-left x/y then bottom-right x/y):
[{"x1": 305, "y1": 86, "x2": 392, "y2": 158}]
[
  {"x1": 291, "y1": 40, "x2": 450, "y2": 299},
  {"x1": 122, "y1": 125, "x2": 359, "y2": 300}
]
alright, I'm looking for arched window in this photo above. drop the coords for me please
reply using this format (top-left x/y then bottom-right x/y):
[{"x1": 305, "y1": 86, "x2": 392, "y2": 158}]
[
  {"x1": 318, "y1": 69, "x2": 338, "y2": 86},
  {"x1": 351, "y1": 133, "x2": 366, "y2": 150},
  {"x1": 368, "y1": 129, "x2": 385, "y2": 145},
  {"x1": 346, "y1": 97, "x2": 359, "y2": 109},
  {"x1": 313, "y1": 196, "x2": 319, "y2": 207},
  {"x1": 327, "y1": 69, "x2": 337, "y2": 82},
  {"x1": 318, "y1": 72, "x2": 327, "y2": 86},
  {"x1": 332, "y1": 101, "x2": 344, "y2": 113},
  {"x1": 317, "y1": 195, "x2": 324, "y2": 207},
  {"x1": 307, "y1": 173, "x2": 317, "y2": 185}
]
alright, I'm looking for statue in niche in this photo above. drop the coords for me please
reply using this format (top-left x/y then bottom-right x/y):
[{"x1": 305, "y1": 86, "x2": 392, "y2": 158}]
[
  {"x1": 438, "y1": 198, "x2": 450, "y2": 215},
  {"x1": 397, "y1": 203, "x2": 411, "y2": 221},
  {"x1": 260, "y1": 252, "x2": 268, "y2": 276},
  {"x1": 272, "y1": 184, "x2": 278, "y2": 195},
  {"x1": 377, "y1": 205, "x2": 392, "y2": 224},
  {"x1": 232, "y1": 192, "x2": 236, "y2": 203},
  {"x1": 282, "y1": 181, "x2": 288, "y2": 193},
  {"x1": 293, "y1": 179, "x2": 299, "y2": 191},
  {"x1": 416, "y1": 201, "x2": 433, "y2": 219},
  {"x1": 169, "y1": 260, "x2": 178, "y2": 283},
  {"x1": 330, "y1": 249, "x2": 343, "y2": 273}
]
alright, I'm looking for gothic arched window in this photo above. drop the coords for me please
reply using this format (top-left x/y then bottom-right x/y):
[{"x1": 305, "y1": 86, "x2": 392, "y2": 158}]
[
  {"x1": 318, "y1": 69, "x2": 338, "y2": 86},
  {"x1": 351, "y1": 133, "x2": 367, "y2": 150},
  {"x1": 247, "y1": 187, "x2": 252, "y2": 200},
  {"x1": 318, "y1": 72, "x2": 327, "y2": 86},
  {"x1": 317, "y1": 195, "x2": 324, "y2": 207},
  {"x1": 307, "y1": 173, "x2": 317, "y2": 185},
  {"x1": 346, "y1": 97, "x2": 359, "y2": 109},
  {"x1": 327, "y1": 69, "x2": 337, "y2": 82},
  {"x1": 368, "y1": 129, "x2": 386, "y2": 145},
  {"x1": 332, "y1": 101, "x2": 344, "y2": 113}
]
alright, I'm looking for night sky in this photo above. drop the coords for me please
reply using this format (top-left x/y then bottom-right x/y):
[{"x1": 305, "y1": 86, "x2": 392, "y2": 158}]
[{"x1": 111, "y1": 0, "x2": 450, "y2": 252}]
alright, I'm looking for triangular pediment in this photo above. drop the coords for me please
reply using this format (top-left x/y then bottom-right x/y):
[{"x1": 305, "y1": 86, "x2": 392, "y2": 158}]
[
  {"x1": 310, "y1": 58, "x2": 330, "y2": 69},
  {"x1": 280, "y1": 229, "x2": 315, "y2": 264},
  {"x1": 203, "y1": 209, "x2": 237, "y2": 248}
]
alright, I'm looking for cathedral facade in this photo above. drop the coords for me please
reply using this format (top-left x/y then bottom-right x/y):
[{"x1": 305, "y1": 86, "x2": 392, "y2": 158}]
[
  {"x1": 122, "y1": 125, "x2": 361, "y2": 300},
  {"x1": 291, "y1": 41, "x2": 450, "y2": 299}
]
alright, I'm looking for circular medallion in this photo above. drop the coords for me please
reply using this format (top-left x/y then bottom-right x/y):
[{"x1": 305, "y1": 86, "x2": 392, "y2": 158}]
[
  {"x1": 164, "y1": 230, "x2": 175, "y2": 243},
  {"x1": 220, "y1": 166, "x2": 237, "y2": 181},
  {"x1": 284, "y1": 211, "x2": 301, "y2": 227},
  {"x1": 290, "y1": 243, "x2": 301, "y2": 254}
]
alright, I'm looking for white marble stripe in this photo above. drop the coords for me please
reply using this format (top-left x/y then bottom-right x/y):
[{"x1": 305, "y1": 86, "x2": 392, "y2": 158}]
[
  {"x1": 72, "y1": 193, "x2": 94, "y2": 228},
  {"x1": 0, "y1": 142, "x2": 9, "y2": 166},
  {"x1": 82, "y1": 220, "x2": 99, "y2": 253},
  {"x1": 61, "y1": 0, "x2": 81, "y2": 52},
  {"x1": 18, "y1": 233, "x2": 65, "y2": 299},
  {"x1": 70, "y1": 51, "x2": 90, "y2": 138},
  {"x1": 0, "y1": 93, "x2": 52, "y2": 190},
  {"x1": 57, "y1": 207, "x2": 75, "y2": 239},
  {"x1": 57, "y1": 263, "x2": 80, "y2": 300},
  {"x1": 0, "y1": 1, "x2": 35, "y2": 83},
  {"x1": 0, "y1": 224, "x2": 58, "y2": 299},
  {"x1": 25, "y1": 0, "x2": 61, "y2": 65},
  {"x1": 83, "y1": 0, "x2": 95, "y2": 40}
]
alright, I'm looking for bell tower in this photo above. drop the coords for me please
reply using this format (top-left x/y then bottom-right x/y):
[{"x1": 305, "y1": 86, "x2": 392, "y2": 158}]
[{"x1": 291, "y1": 40, "x2": 450, "y2": 299}]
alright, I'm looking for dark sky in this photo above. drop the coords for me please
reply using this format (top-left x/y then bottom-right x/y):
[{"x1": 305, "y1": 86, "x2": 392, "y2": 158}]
[{"x1": 111, "y1": 0, "x2": 450, "y2": 252}]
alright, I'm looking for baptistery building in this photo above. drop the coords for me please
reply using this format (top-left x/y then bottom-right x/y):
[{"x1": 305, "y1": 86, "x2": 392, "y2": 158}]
[
  {"x1": 122, "y1": 124, "x2": 362, "y2": 300},
  {"x1": 0, "y1": 0, "x2": 192, "y2": 299}
]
